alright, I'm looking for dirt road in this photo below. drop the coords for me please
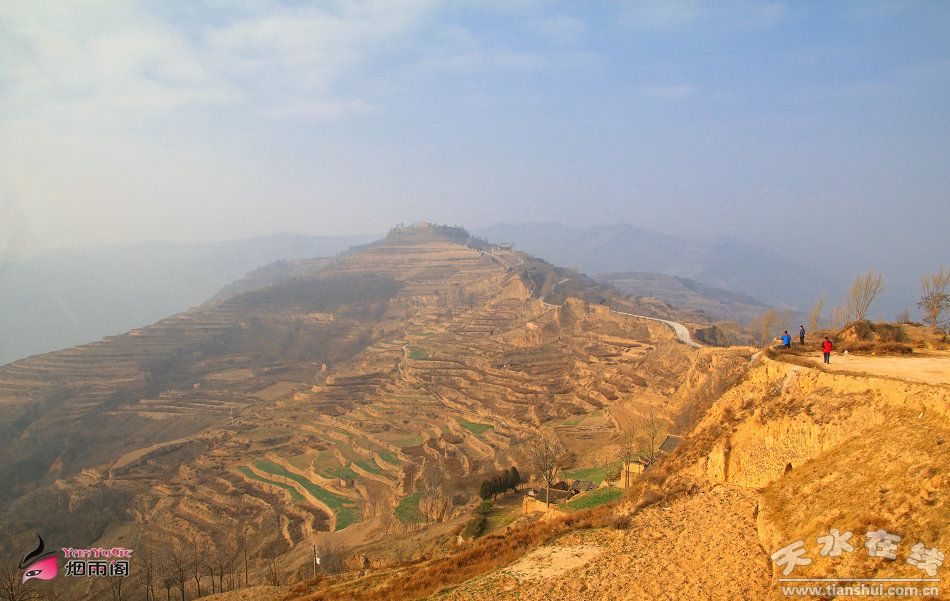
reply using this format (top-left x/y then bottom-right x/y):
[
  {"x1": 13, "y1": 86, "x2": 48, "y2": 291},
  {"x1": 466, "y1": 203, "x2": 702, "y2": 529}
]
[
  {"x1": 797, "y1": 352, "x2": 950, "y2": 386},
  {"x1": 539, "y1": 299, "x2": 700, "y2": 347}
]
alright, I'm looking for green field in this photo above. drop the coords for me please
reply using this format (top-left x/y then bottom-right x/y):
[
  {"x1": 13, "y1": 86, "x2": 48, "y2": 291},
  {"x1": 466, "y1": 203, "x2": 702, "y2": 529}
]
[
  {"x1": 560, "y1": 486, "x2": 623, "y2": 511},
  {"x1": 334, "y1": 440, "x2": 366, "y2": 462},
  {"x1": 253, "y1": 459, "x2": 351, "y2": 510},
  {"x1": 394, "y1": 492, "x2": 425, "y2": 524},
  {"x1": 335, "y1": 506, "x2": 361, "y2": 530},
  {"x1": 456, "y1": 416, "x2": 494, "y2": 436},
  {"x1": 251, "y1": 459, "x2": 362, "y2": 530},
  {"x1": 562, "y1": 460, "x2": 623, "y2": 484},
  {"x1": 407, "y1": 347, "x2": 429, "y2": 360},
  {"x1": 318, "y1": 464, "x2": 361, "y2": 481},
  {"x1": 379, "y1": 433, "x2": 425, "y2": 448},
  {"x1": 354, "y1": 458, "x2": 383, "y2": 475},
  {"x1": 484, "y1": 509, "x2": 519, "y2": 534},
  {"x1": 378, "y1": 452, "x2": 401, "y2": 465},
  {"x1": 287, "y1": 452, "x2": 317, "y2": 469},
  {"x1": 237, "y1": 466, "x2": 304, "y2": 501}
]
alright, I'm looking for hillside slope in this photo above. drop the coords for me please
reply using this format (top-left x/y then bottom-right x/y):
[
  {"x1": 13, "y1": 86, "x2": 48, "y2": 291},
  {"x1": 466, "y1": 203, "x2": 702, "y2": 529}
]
[
  {"x1": 0, "y1": 224, "x2": 717, "y2": 599},
  {"x1": 0, "y1": 232, "x2": 369, "y2": 364},
  {"x1": 281, "y1": 353, "x2": 948, "y2": 601}
]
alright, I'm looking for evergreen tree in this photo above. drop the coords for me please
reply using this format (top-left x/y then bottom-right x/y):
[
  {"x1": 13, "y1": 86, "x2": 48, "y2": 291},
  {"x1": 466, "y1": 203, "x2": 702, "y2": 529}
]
[
  {"x1": 509, "y1": 466, "x2": 521, "y2": 491},
  {"x1": 479, "y1": 480, "x2": 492, "y2": 500}
]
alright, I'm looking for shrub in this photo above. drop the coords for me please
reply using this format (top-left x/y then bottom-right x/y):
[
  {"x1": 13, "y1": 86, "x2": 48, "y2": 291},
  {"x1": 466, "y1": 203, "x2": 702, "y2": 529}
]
[
  {"x1": 874, "y1": 323, "x2": 905, "y2": 343},
  {"x1": 462, "y1": 513, "x2": 487, "y2": 539},
  {"x1": 611, "y1": 513, "x2": 633, "y2": 529}
]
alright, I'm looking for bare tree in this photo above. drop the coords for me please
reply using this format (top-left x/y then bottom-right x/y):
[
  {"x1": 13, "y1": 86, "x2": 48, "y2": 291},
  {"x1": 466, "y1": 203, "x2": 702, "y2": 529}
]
[
  {"x1": 603, "y1": 461, "x2": 622, "y2": 487},
  {"x1": 167, "y1": 544, "x2": 188, "y2": 601},
  {"x1": 617, "y1": 432, "x2": 638, "y2": 489},
  {"x1": 419, "y1": 463, "x2": 442, "y2": 524},
  {"x1": 316, "y1": 535, "x2": 346, "y2": 574},
  {"x1": 638, "y1": 412, "x2": 663, "y2": 466},
  {"x1": 158, "y1": 555, "x2": 175, "y2": 601},
  {"x1": 109, "y1": 574, "x2": 124, "y2": 601},
  {"x1": 918, "y1": 268, "x2": 950, "y2": 329},
  {"x1": 831, "y1": 306, "x2": 848, "y2": 330},
  {"x1": 525, "y1": 433, "x2": 563, "y2": 507},
  {"x1": 223, "y1": 533, "x2": 238, "y2": 593},
  {"x1": 239, "y1": 528, "x2": 249, "y2": 588},
  {"x1": 845, "y1": 270, "x2": 885, "y2": 322},
  {"x1": 808, "y1": 294, "x2": 825, "y2": 333},
  {"x1": 780, "y1": 309, "x2": 795, "y2": 332},
  {"x1": 202, "y1": 552, "x2": 216, "y2": 596},
  {"x1": 265, "y1": 556, "x2": 280, "y2": 586},
  {"x1": 190, "y1": 539, "x2": 202, "y2": 598},
  {"x1": 753, "y1": 309, "x2": 778, "y2": 347},
  {"x1": 134, "y1": 529, "x2": 157, "y2": 601},
  {"x1": 0, "y1": 559, "x2": 38, "y2": 601},
  {"x1": 896, "y1": 308, "x2": 911, "y2": 324},
  {"x1": 391, "y1": 542, "x2": 410, "y2": 564}
]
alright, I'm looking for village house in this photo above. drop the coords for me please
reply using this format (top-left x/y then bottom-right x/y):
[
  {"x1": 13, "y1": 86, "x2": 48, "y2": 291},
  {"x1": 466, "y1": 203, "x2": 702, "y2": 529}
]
[{"x1": 523, "y1": 482, "x2": 576, "y2": 515}]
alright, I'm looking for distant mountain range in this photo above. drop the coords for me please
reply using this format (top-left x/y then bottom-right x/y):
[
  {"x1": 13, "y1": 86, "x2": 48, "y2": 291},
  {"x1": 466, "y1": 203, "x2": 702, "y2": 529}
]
[
  {"x1": 597, "y1": 272, "x2": 769, "y2": 325},
  {"x1": 0, "y1": 222, "x2": 854, "y2": 365},
  {"x1": 475, "y1": 223, "x2": 834, "y2": 313},
  {"x1": 0, "y1": 233, "x2": 370, "y2": 364}
]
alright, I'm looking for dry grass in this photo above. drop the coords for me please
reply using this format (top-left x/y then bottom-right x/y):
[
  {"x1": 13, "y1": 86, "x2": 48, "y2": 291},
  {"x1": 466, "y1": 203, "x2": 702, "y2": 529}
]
[
  {"x1": 838, "y1": 340, "x2": 913, "y2": 354},
  {"x1": 289, "y1": 507, "x2": 614, "y2": 600}
]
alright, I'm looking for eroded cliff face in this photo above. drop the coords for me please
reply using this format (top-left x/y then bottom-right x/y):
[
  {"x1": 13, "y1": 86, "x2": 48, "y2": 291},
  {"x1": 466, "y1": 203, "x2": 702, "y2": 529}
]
[
  {"x1": 690, "y1": 358, "x2": 948, "y2": 486},
  {"x1": 682, "y1": 357, "x2": 950, "y2": 591},
  {"x1": 442, "y1": 356, "x2": 949, "y2": 601}
]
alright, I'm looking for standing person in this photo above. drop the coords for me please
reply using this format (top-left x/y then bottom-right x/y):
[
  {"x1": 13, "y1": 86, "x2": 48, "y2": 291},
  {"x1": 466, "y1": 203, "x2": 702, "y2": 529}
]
[
  {"x1": 781, "y1": 331, "x2": 792, "y2": 349},
  {"x1": 821, "y1": 336, "x2": 833, "y2": 364},
  {"x1": 799, "y1": 325, "x2": 806, "y2": 345}
]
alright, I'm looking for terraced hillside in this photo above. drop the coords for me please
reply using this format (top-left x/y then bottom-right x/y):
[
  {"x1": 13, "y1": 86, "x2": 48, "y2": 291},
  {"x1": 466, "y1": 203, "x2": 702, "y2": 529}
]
[{"x1": 0, "y1": 223, "x2": 730, "y2": 598}]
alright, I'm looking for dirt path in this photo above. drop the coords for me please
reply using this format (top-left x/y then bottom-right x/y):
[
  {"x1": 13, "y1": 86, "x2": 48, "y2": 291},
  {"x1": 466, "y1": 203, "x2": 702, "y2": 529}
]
[
  {"x1": 794, "y1": 352, "x2": 950, "y2": 386},
  {"x1": 500, "y1": 544, "x2": 604, "y2": 581},
  {"x1": 440, "y1": 484, "x2": 770, "y2": 600}
]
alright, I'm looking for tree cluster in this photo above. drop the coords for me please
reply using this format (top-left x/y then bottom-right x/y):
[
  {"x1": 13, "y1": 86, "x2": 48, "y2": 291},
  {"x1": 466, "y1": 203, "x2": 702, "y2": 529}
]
[{"x1": 478, "y1": 467, "x2": 521, "y2": 500}]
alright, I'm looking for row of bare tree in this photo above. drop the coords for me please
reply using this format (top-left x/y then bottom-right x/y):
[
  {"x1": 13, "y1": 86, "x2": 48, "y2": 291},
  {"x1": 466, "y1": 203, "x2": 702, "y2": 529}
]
[
  {"x1": 751, "y1": 267, "x2": 950, "y2": 346},
  {"x1": 133, "y1": 531, "x2": 252, "y2": 601}
]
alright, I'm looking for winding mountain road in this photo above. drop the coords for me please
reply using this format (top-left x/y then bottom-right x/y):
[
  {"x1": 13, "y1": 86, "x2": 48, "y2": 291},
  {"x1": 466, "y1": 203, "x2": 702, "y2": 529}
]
[
  {"x1": 610, "y1": 309, "x2": 701, "y2": 348},
  {"x1": 488, "y1": 249, "x2": 700, "y2": 348},
  {"x1": 539, "y1": 299, "x2": 700, "y2": 348}
]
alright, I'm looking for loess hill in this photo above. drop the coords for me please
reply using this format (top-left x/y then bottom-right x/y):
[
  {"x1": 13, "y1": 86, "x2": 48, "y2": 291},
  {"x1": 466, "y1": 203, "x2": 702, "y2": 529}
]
[{"x1": 0, "y1": 224, "x2": 735, "y2": 598}]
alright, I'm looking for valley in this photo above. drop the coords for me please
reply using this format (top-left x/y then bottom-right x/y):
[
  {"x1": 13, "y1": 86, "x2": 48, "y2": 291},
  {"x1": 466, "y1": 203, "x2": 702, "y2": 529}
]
[
  {"x1": 0, "y1": 224, "x2": 731, "y2": 599},
  {"x1": 2, "y1": 224, "x2": 946, "y2": 601}
]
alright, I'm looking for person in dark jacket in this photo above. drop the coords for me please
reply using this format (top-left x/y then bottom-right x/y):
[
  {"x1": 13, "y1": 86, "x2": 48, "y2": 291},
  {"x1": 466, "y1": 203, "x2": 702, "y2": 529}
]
[
  {"x1": 799, "y1": 325, "x2": 806, "y2": 345},
  {"x1": 821, "y1": 337, "x2": 833, "y2": 364}
]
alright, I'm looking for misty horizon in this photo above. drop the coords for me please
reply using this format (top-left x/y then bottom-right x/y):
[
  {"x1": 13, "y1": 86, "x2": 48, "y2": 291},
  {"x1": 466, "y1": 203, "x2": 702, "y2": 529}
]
[{"x1": 2, "y1": 2, "x2": 948, "y2": 263}]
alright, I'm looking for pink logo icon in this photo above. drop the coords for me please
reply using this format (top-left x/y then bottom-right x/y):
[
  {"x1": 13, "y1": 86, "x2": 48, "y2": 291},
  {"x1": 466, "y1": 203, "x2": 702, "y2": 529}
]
[{"x1": 20, "y1": 535, "x2": 58, "y2": 582}]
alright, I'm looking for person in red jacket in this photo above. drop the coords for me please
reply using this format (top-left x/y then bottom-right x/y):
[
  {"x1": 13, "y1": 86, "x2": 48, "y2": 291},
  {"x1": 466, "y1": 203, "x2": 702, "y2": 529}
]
[{"x1": 821, "y1": 337, "x2": 833, "y2": 364}]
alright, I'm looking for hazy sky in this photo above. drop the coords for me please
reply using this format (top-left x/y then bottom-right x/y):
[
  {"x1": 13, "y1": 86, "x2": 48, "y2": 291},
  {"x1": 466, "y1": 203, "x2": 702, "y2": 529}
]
[{"x1": 2, "y1": 1, "x2": 948, "y2": 265}]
